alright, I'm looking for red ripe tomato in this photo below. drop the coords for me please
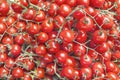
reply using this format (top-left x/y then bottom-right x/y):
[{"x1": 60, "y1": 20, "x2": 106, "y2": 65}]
[
  {"x1": 80, "y1": 54, "x2": 92, "y2": 67},
  {"x1": 35, "y1": 45, "x2": 46, "y2": 56},
  {"x1": 19, "y1": 0, "x2": 29, "y2": 7},
  {"x1": 61, "y1": 66, "x2": 75, "y2": 79},
  {"x1": 90, "y1": 0, "x2": 105, "y2": 8},
  {"x1": 5, "y1": 58, "x2": 14, "y2": 68},
  {"x1": 92, "y1": 30, "x2": 107, "y2": 44},
  {"x1": 58, "y1": 4, "x2": 72, "y2": 17},
  {"x1": 14, "y1": 34, "x2": 24, "y2": 45},
  {"x1": 95, "y1": 42, "x2": 109, "y2": 53},
  {"x1": 7, "y1": 27, "x2": 17, "y2": 35},
  {"x1": 46, "y1": 63, "x2": 55, "y2": 75},
  {"x1": 53, "y1": 15, "x2": 65, "y2": 29},
  {"x1": 54, "y1": 0, "x2": 65, "y2": 5},
  {"x1": 101, "y1": 51, "x2": 112, "y2": 62},
  {"x1": 106, "y1": 72, "x2": 118, "y2": 80},
  {"x1": 11, "y1": 3, "x2": 23, "y2": 13},
  {"x1": 0, "y1": 67, "x2": 9, "y2": 78},
  {"x1": 76, "y1": 30, "x2": 87, "y2": 43},
  {"x1": 6, "y1": 17, "x2": 15, "y2": 26},
  {"x1": 36, "y1": 68, "x2": 45, "y2": 79},
  {"x1": 34, "y1": 10, "x2": 45, "y2": 22},
  {"x1": 76, "y1": 16, "x2": 94, "y2": 32},
  {"x1": 112, "y1": 51, "x2": 120, "y2": 59},
  {"x1": 73, "y1": 44, "x2": 86, "y2": 57},
  {"x1": 23, "y1": 74, "x2": 32, "y2": 80},
  {"x1": 27, "y1": 23, "x2": 41, "y2": 35},
  {"x1": 66, "y1": 0, "x2": 77, "y2": 7},
  {"x1": 10, "y1": 44, "x2": 21, "y2": 57},
  {"x1": 41, "y1": 18, "x2": 54, "y2": 33},
  {"x1": 0, "y1": 44, "x2": 7, "y2": 52},
  {"x1": 23, "y1": 8, "x2": 36, "y2": 20},
  {"x1": 30, "y1": 0, "x2": 39, "y2": 5},
  {"x1": 48, "y1": 3, "x2": 58, "y2": 16},
  {"x1": 80, "y1": 67, "x2": 92, "y2": 80},
  {"x1": 62, "y1": 42, "x2": 74, "y2": 53},
  {"x1": 63, "y1": 56, "x2": 76, "y2": 67},
  {"x1": 77, "y1": 0, "x2": 90, "y2": 7},
  {"x1": 16, "y1": 21, "x2": 26, "y2": 31},
  {"x1": 60, "y1": 29, "x2": 75, "y2": 43},
  {"x1": 37, "y1": 32, "x2": 48, "y2": 43},
  {"x1": 73, "y1": 9, "x2": 85, "y2": 20},
  {"x1": 88, "y1": 49, "x2": 98, "y2": 60},
  {"x1": 92, "y1": 62, "x2": 104, "y2": 76},
  {"x1": 12, "y1": 67, "x2": 24, "y2": 78},
  {"x1": 46, "y1": 39, "x2": 60, "y2": 54},
  {"x1": 43, "y1": 53, "x2": 54, "y2": 63},
  {"x1": 2, "y1": 36, "x2": 13, "y2": 45},
  {"x1": 105, "y1": 61, "x2": 117, "y2": 73},
  {"x1": 0, "y1": 52, "x2": 8, "y2": 63},
  {"x1": 0, "y1": 23, "x2": 6, "y2": 34},
  {"x1": 55, "y1": 50, "x2": 68, "y2": 63},
  {"x1": 23, "y1": 59, "x2": 35, "y2": 70},
  {"x1": 0, "y1": 1, "x2": 9, "y2": 16}
]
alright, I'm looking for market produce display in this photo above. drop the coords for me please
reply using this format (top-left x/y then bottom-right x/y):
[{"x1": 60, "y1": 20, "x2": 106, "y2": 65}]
[{"x1": 0, "y1": 0, "x2": 120, "y2": 80}]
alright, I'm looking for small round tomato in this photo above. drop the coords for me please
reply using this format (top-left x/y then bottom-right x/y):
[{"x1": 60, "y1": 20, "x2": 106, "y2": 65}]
[
  {"x1": 55, "y1": 50, "x2": 68, "y2": 63},
  {"x1": 90, "y1": 0, "x2": 105, "y2": 8},
  {"x1": 0, "y1": 52, "x2": 8, "y2": 63},
  {"x1": 73, "y1": 44, "x2": 86, "y2": 57},
  {"x1": 0, "y1": 23, "x2": 6, "y2": 34},
  {"x1": 66, "y1": 0, "x2": 77, "y2": 7},
  {"x1": 0, "y1": 67, "x2": 9, "y2": 77},
  {"x1": 60, "y1": 29, "x2": 75, "y2": 43},
  {"x1": 41, "y1": 18, "x2": 54, "y2": 33},
  {"x1": 92, "y1": 30, "x2": 107, "y2": 44},
  {"x1": 11, "y1": 3, "x2": 23, "y2": 13},
  {"x1": 80, "y1": 54, "x2": 92, "y2": 67},
  {"x1": 46, "y1": 63, "x2": 55, "y2": 75},
  {"x1": 76, "y1": 30, "x2": 87, "y2": 43},
  {"x1": 46, "y1": 39, "x2": 60, "y2": 54},
  {"x1": 37, "y1": 32, "x2": 48, "y2": 43},
  {"x1": 5, "y1": 58, "x2": 14, "y2": 68},
  {"x1": 12, "y1": 67, "x2": 24, "y2": 78},
  {"x1": 35, "y1": 45, "x2": 46, "y2": 56},
  {"x1": 58, "y1": 4, "x2": 72, "y2": 17},
  {"x1": 23, "y1": 74, "x2": 32, "y2": 80},
  {"x1": 36, "y1": 68, "x2": 45, "y2": 79},
  {"x1": 23, "y1": 8, "x2": 36, "y2": 20},
  {"x1": 77, "y1": 0, "x2": 90, "y2": 7},
  {"x1": 34, "y1": 10, "x2": 45, "y2": 22},
  {"x1": 76, "y1": 16, "x2": 94, "y2": 32},
  {"x1": 80, "y1": 67, "x2": 92, "y2": 80},
  {"x1": 27, "y1": 23, "x2": 41, "y2": 35},
  {"x1": 14, "y1": 34, "x2": 24, "y2": 45},
  {"x1": 48, "y1": 3, "x2": 58, "y2": 16},
  {"x1": 0, "y1": 1, "x2": 9, "y2": 16},
  {"x1": 61, "y1": 66, "x2": 75, "y2": 79},
  {"x1": 23, "y1": 59, "x2": 35, "y2": 70},
  {"x1": 10, "y1": 44, "x2": 21, "y2": 57}
]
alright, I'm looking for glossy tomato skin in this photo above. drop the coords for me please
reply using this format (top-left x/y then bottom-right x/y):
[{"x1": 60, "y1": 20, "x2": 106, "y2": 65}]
[
  {"x1": 92, "y1": 30, "x2": 107, "y2": 44},
  {"x1": 35, "y1": 45, "x2": 47, "y2": 56},
  {"x1": 77, "y1": 0, "x2": 90, "y2": 7},
  {"x1": 12, "y1": 67, "x2": 24, "y2": 78},
  {"x1": 80, "y1": 54, "x2": 92, "y2": 67},
  {"x1": 0, "y1": 67, "x2": 9, "y2": 78},
  {"x1": 0, "y1": 23, "x2": 6, "y2": 34},
  {"x1": 61, "y1": 66, "x2": 75, "y2": 79},
  {"x1": 23, "y1": 74, "x2": 32, "y2": 80},
  {"x1": 5, "y1": 58, "x2": 14, "y2": 68},
  {"x1": 90, "y1": 0, "x2": 105, "y2": 8},
  {"x1": 0, "y1": 1, "x2": 10, "y2": 16},
  {"x1": 80, "y1": 67, "x2": 92, "y2": 80},
  {"x1": 37, "y1": 32, "x2": 48, "y2": 43},
  {"x1": 55, "y1": 50, "x2": 68, "y2": 63},
  {"x1": 76, "y1": 16, "x2": 94, "y2": 32},
  {"x1": 41, "y1": 18, "x2": 54, "y2": 33},
  {"x1": 36, "y1": 68, "x2": 45, "y2": 79},
  {"x1": 58, "y1": 4, "x2": 72, "y2": 17},
  {"x1": 60, "y1": 29, "x2": 75, "y2": 43},
  {"x1": 10, "y1": 44, "x2": 21, "y2": 57},
  {"x1": 34, "y1": 10, "x2": 45, "y2": 22}
]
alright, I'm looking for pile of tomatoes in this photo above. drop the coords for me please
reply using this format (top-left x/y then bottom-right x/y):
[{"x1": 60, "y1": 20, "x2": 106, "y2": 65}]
[{"x1": 0, "y1": 0, "x2": 120, "y2": 80}]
